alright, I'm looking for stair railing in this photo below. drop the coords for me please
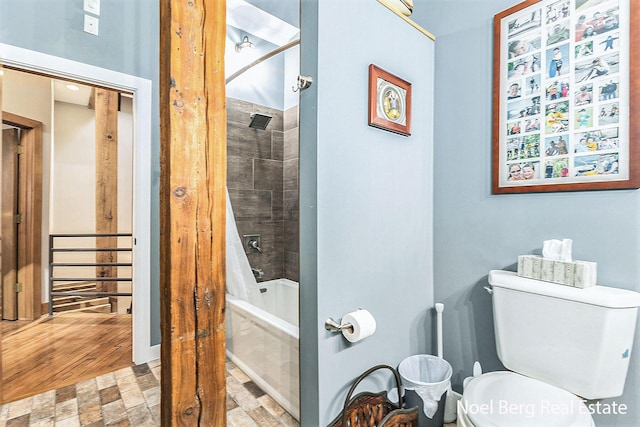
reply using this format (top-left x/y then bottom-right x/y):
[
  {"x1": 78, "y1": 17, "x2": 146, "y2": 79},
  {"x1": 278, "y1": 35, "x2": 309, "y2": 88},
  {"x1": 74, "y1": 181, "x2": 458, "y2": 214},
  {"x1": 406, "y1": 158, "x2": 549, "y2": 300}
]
[{"x1": 48, "y1": 233, "x2": 133, "y2": 316}]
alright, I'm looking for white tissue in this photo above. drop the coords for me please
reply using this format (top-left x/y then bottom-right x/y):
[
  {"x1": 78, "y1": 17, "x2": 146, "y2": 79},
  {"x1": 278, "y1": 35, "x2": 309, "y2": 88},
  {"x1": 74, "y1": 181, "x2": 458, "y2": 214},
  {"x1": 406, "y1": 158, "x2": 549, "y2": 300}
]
[
  {"x1": 542, "y1": 238, "x2": 573, "y2": 261},
  {"x1": 341, "y1": 309, "x2": 376, "y2": 343}
]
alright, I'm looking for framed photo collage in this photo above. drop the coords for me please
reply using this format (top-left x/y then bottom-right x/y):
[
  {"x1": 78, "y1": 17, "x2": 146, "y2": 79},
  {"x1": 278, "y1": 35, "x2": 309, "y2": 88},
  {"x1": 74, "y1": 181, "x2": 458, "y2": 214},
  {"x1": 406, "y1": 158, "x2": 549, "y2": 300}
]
[{"x1": 493, "y1": 0, "x2": 639, "y2": 193}]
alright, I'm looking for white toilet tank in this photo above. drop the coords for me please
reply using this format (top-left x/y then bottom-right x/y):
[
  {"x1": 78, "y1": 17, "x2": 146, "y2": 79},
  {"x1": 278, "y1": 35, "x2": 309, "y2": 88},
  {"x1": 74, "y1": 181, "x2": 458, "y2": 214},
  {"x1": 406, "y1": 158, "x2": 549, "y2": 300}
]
[{"x1": 488, "y1": 270, "x2": 640, "y2": 400}]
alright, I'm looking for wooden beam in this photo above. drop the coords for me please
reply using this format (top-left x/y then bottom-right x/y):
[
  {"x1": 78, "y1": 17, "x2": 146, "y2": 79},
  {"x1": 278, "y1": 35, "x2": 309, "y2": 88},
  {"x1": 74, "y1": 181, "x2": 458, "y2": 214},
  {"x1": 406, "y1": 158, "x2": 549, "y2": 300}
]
[
  {"x1": 159, "y1": 0, "x2": 227, "y2": 425},
  {"x1": 95, "y1": 88, "x2": 119, "y2": 310}
]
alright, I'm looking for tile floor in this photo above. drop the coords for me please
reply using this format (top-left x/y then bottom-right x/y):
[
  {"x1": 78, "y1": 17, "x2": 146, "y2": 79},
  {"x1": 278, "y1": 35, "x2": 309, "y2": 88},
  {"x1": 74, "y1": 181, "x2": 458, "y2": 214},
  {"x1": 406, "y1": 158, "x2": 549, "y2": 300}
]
[
  {"x1": 0, "y1": 359, "x2": 299, "y2": 427},
  {"x1": 0, "y1": 359, "x2": 456, "y2": 426}
]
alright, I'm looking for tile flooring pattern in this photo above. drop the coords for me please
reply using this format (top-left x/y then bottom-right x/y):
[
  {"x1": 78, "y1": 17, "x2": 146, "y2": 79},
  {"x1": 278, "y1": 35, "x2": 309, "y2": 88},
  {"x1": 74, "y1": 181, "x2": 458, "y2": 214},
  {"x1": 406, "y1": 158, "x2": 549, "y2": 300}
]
[{"x1": 0, "y1": 359, "x2": 299, "y2": 427}]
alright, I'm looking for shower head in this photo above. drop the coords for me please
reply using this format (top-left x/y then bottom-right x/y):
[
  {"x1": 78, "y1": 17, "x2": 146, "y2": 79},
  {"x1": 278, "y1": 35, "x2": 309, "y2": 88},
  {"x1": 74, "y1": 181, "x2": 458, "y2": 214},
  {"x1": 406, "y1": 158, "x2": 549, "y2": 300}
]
[{"x1": 248, "y1": 113, "x2": 272, "y2": 130}]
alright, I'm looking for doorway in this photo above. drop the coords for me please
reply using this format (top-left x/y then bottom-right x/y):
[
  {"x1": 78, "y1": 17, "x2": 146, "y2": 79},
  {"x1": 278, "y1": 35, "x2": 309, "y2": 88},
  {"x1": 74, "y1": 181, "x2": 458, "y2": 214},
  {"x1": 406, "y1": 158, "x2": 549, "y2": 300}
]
[
  {"x1": 0, "y1": 70, "x2": 137, "y2": 403},
  {"x1": 0, "y1": 43, "x2": 155, "y2": 405}
]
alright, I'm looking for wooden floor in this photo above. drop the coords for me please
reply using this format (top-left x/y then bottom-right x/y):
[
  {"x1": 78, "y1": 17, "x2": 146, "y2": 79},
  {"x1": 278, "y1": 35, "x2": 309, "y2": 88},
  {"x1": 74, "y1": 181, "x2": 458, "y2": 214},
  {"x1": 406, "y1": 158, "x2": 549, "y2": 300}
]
[{"x1": 1, "y1": 312, "x2": 132, "y2": 404}]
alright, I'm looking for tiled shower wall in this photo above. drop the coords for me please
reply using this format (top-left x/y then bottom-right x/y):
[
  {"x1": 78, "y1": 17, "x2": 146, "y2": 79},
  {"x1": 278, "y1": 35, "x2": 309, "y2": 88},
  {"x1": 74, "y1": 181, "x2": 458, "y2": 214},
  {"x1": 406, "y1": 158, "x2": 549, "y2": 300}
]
[{"x1": 227, "y1": 98, "x2": 299, "y2": 283}]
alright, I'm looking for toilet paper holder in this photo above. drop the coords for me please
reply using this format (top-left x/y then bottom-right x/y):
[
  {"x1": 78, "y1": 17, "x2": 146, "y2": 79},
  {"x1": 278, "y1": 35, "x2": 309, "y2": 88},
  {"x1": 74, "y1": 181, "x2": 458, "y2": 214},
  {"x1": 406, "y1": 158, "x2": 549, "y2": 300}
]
[{"x1": 324, "y1": 317, "x2": 354, "y2": 334}]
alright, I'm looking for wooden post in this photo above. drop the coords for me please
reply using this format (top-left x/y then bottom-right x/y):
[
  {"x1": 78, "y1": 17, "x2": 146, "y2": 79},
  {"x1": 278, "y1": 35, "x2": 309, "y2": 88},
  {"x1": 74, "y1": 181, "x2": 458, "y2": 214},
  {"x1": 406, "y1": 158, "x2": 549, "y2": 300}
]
[
  {"x1": 159, "y1": 0, "x2": 227, "y2": 425},
  {"x1": 95, "y1": 88, "x2": 119, "y2": 310}
]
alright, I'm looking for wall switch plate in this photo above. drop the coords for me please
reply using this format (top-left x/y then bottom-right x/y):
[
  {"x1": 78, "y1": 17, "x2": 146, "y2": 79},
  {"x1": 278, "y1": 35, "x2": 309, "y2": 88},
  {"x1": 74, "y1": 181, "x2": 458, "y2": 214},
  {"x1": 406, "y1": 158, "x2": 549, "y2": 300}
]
[
  {"x1": 84, "y1": 14, "x2": 99, "y2": 36},
  {"x1": 84, "y1": 0, "x2": 100, "y2": 15}
]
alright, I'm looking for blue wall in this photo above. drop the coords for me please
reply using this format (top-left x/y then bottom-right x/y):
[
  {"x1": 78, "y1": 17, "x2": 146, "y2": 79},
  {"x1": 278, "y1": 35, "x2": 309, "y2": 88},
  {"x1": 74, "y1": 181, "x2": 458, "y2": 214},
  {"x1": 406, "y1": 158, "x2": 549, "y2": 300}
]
[
  {"x1": 0, "y1": 0, "x2": 162, "y2": 346},
  {"x1": 300, "y1": 1, "x2": 435, "y2": 424},
  {"x1": 412, "y1": 1, "x2": 640, "y2": 426}
]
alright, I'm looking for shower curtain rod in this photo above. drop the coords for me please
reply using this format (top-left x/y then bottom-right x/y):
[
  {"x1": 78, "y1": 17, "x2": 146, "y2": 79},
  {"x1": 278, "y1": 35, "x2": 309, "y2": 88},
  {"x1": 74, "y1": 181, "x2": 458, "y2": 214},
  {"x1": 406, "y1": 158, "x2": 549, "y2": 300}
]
[{"x1": 225, "y1": 39, "x2": 301, "y2": 85}]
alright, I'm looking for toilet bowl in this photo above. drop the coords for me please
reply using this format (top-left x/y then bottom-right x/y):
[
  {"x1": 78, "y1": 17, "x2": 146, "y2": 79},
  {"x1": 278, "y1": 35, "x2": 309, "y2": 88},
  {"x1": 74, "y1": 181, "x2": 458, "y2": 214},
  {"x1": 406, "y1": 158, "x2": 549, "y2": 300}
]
[{"x1": 457, "y1": 372, "x2": 594, "y2": 427}]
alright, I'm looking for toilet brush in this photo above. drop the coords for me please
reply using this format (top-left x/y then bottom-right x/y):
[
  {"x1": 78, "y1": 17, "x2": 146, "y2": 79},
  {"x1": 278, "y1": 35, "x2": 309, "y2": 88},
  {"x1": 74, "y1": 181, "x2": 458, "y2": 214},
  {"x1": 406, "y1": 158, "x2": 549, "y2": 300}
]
[{"x1": 435, "y1": 303, "x2": 458, "y2": 423}]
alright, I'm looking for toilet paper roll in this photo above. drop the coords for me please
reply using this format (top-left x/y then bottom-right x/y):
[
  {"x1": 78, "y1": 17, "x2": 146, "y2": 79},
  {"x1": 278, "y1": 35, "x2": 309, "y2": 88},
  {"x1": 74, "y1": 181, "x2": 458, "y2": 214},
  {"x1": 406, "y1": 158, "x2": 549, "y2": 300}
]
[{"x1": 341, "y1": 309, "x2": 376, "y2": 343}]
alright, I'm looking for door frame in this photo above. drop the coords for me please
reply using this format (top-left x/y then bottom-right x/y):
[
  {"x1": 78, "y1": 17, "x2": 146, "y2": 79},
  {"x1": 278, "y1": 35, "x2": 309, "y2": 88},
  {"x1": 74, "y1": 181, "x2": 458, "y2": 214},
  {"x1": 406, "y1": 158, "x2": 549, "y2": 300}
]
[
  {"x1": 0, "y1": 43, "x2": 156, "y2": 364},
  {"x1": 2, "y1": 113, "x2": 42, "y2": 321}
]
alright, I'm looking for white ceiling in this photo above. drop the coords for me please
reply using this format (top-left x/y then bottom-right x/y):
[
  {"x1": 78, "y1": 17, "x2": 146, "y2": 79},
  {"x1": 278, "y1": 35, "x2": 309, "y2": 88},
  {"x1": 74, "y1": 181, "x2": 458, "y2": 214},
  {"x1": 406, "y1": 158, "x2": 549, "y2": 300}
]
[
  {"x1": 227, "y1": 0, "x2": 299, "y2": 46},
  {"x1": 53, "y1": 79, "x2": 93, "y2": 106}
]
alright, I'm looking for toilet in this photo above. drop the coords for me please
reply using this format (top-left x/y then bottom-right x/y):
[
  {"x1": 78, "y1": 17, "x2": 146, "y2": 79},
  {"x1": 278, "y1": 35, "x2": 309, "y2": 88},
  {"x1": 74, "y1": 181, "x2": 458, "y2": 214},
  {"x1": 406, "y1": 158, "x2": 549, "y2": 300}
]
[{"x1": 457, "y1": 270, "x2": 640, "y2": 427}]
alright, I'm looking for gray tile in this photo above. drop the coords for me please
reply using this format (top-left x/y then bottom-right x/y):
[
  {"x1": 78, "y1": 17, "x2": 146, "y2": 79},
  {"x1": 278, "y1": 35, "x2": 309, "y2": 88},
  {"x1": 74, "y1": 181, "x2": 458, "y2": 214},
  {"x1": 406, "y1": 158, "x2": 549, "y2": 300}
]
[
  {"x1": 227, "y1": 156, "x2": 254, "y2": 190},
  {"x1": 131, "y1": 364, "x2": 151, "y2": 378},
  {"x1": 272, "y1": 131, "x2": 284, "y2": 161},
  {"x1": 254, "y1": 159, "x2": 283, "y2": 191},
  {"x1": 229, "y1": 189, "x2": 273, "y2": 220},
  {"x1": 283, "y1": 190, "x2": 299, "y2": 221},
  {"x1": 227, "y1": 407, "x2": 259, "y2": 427},
  {"x1": 283, "y1": 128, "x2": 299, "y2": 161},
  {"x1": 55, "y1": 398, "x2": 78, "y2": 422},
  {"x1": 227, "y1": 394, "x2": 239, "y2": 411},
  {"x1": 7, "y1": 397, "x2": 32, "y2": 419},
  {"x1": 278, "y1": 411, "x2": 300, "y2": 427},
  {"x1": 283, "y1": 105, "x2": 299, "y2": 131},
  {"x1": 284, "y1": 251, "x2": 299, "y2": 283},
  {"x1": 227, "y1": 122, "x2": 273, "y2": 159},
  {"x1": 77, "y1": 401, "x2": 102, "y2": 426},
  {"x1": 257, "y1": 108, "x2": 283, "y2": 131},
  {"x1": 7, "y1": 349, "x2": 303, "y2": 427},
  {"x1": 227, "y1": 98, "x2": 255, "y2": 124},
  {"x1": 5, "y1": 414, "x2": 30, "y2": 427},
  {"x1": 243, "y1": 381, "x2": 266, "y2": 399},
  {"x1": 142, "y1": 387, "x2": 160, "y2": 408},
  {"x1": 136, "y1": 373, "x2": 159, "y2": 392},
  {"x1": 30, "y1": 402, "x2": 56, "y2": 423},
  {"x1": 236, "y1": 219, "x2": 284, "y2": 280},
  {"x1": 272, "y1": 190, "x2": 284, "y2": 221},
  {"x1": 284, "y1": 220, "x2": 299, "y2": 252},
  {"x1": 56, "y1": 385, "x2": 77, "y2": 404},
  {"x1": 283, "y1": 159, "x2": 298, "y2": 192},
  {"x1": 101, "y1": 400, "x2": 127, "y2": 425},
  {"x1": 126, "y1": 403, "x2": 155, "y2": 427},
  {"x1": 149, "y1": 404, "x2": 161, "y2": 426},
  {"x1": 29, "y1": 416, "x2": 55, "y2": 427},
  {"x1": 100, "y1": 386, "x2": 121, "y2": 406},
  {"x1": 248, "y1": 406, "x2": 280, "y2": 427}
]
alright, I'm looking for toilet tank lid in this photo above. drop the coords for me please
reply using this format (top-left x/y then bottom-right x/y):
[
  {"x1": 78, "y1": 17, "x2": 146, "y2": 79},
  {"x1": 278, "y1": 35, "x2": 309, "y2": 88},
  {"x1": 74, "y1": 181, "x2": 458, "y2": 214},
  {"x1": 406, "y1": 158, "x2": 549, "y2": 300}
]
[{"x1": 489, "y1": 270, "x2": 640, "y2": 308}]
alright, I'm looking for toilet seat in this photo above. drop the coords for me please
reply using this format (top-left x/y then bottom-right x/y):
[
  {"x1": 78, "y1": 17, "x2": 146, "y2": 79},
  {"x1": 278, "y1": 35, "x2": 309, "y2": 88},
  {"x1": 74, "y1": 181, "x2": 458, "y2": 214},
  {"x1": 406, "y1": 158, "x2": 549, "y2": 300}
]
[{"x1": 459, "y1": 372, "x2": 594, "y2": 427}]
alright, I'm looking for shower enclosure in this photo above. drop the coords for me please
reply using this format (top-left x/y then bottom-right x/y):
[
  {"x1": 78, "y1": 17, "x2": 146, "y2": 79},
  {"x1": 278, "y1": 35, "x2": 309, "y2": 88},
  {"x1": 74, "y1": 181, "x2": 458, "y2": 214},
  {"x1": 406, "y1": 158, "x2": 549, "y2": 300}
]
[{"x1": 225, "y1": 0, "x2": 301, "y2": 420}]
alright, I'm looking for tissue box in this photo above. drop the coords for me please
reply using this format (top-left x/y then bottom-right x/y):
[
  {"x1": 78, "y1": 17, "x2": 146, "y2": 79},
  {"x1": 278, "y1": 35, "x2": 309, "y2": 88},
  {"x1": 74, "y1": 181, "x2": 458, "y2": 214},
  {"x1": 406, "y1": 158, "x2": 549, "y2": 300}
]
[
  {"x1": 517, "y1": 255, "x2": 597, "y2": 288},
  {"x1": 574, "y1": 260, "x2": 597, "y2": 288},
  {"x1": 518, "y1": 255, "x2": 541, "y2": 279}
]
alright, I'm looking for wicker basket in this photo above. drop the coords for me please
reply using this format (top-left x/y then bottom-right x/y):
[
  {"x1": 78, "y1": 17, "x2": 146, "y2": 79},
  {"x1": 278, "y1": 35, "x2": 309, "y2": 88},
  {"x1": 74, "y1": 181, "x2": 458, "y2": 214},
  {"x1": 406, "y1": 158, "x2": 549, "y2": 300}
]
[{"x1": 328, "y1": 364, "x2": 418, "y2": 427}]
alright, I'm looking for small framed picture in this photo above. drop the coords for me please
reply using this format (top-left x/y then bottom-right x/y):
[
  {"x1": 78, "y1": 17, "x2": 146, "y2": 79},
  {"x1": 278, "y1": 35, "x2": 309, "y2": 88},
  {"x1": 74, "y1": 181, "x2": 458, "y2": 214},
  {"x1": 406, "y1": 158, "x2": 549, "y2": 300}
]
[{"x1": 368, "y1": 64, "x2": 412, "y2": 136}]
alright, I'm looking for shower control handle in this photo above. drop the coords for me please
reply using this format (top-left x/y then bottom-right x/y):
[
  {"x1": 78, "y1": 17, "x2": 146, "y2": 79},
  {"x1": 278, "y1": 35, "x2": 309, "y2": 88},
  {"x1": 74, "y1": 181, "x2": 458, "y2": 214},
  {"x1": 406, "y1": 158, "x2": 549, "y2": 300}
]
[
  {"x1": 243, "y1": 234, "x2": 263, "y2": 254},
  {"x1": 248, "y1": 239, "x2": 262, "y2": 253}
]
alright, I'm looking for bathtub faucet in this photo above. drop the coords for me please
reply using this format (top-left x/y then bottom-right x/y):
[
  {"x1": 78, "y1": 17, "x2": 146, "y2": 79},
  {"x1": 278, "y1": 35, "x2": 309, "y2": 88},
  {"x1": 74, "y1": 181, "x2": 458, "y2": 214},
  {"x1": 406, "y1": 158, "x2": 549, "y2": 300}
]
[{"x1": 251, "y1": 267, "x2": 264, "y2": 280}]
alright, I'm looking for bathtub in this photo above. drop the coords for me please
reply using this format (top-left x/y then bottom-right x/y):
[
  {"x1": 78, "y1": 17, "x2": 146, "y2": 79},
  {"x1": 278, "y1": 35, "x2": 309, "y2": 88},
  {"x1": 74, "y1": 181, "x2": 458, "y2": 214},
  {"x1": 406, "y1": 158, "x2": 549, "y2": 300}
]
[{"x1": 226, "y1": 278, "x2": 299, "y2": 420}]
